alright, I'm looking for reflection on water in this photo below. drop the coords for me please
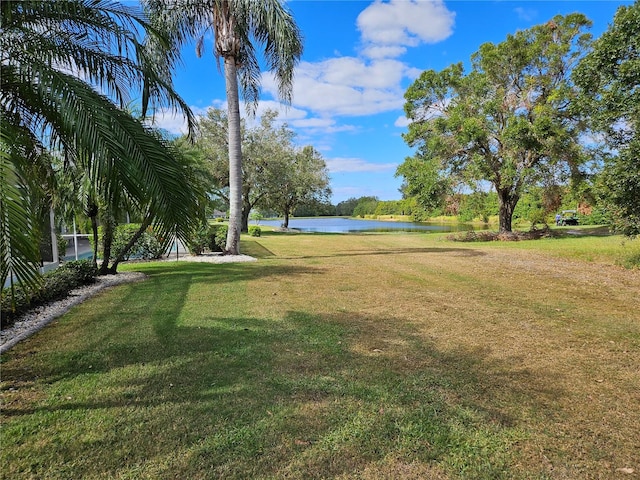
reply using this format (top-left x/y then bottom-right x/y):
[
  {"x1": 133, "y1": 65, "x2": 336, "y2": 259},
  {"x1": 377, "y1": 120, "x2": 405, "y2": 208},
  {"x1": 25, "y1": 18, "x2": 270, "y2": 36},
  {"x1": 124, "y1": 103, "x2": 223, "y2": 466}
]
[{"x1": 254, "y1": 217, "x2": 487, "y2": 233}]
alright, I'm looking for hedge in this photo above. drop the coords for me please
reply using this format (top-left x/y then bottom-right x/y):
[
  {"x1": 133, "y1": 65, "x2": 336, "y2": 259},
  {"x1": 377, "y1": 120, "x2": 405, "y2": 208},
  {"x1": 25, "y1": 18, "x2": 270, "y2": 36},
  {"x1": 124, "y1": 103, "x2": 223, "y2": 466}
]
[{"x1": 1, "y1": 260, "x2": 98, "y2": 329}]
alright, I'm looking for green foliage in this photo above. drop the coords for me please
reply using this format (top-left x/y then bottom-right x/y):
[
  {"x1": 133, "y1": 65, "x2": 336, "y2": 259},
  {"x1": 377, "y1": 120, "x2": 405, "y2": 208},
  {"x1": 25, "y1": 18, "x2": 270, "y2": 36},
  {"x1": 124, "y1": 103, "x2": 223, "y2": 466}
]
[
  {"x1": 577, "y1": 209, "x2": 610, "y2": 226},
  {"x1": 91, "y1": 224, "x2": 166, "y2": 261},
  {"x1": 402, "y1": 14, "x2": 593, "y2": 232},
  {"x1": 210, "y1": 224, "x2": 228, "y2": 252},
  {"x1": 111, "y1": 224, "x2": 165, "y2": 261},
  {"x1": 265, "y1": 144, "x2": 332, "y2": 227},
  {"x1": 513, "y1": 190, "x2": 547, "y2": 226},
  {"x1": 352, "y1": 197, "x2": 379, "y2": 217},
  {"x1": 374, "y1": 199, "x2": 414, "y2": 216},
  {"x1": 188, "y1": 223, "x2": 229, "y2": 255},
  {"x1": 248, "y1": 226, "x2": 261, "y2": 237},
  {"x1": 458, "y1": 192, "x2": 498, "y2": 223},
  {"x1": 186, "y1": 225, "x2": 211, "y2": 255},
  {"x1": 292, "y1": 199, "x2": 335, "y2": 217},
  {"x1": 335, "y1": 197, "x2": 360, "y2": 216},
  {"x1": 574, "y1": 3, "x2": 640, "y2": 237},
  {"x1": 396, "y1": 157, "x2": 450, "y2": 214},
  {"x1": 58, "y1": 259, "x2": 98, "y2": 284},
  {"x1": 1, "y1": 260, "x2": 97, "y2": 328}
]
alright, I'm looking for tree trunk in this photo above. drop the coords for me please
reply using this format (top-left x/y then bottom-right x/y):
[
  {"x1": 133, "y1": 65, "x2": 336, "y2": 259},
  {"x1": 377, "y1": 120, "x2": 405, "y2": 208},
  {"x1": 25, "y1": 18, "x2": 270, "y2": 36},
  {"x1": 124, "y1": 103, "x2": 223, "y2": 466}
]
[
  {"x1": 99, "y1": 211, "x2": 115, "y2": 275},
  {"x1": 87, "y1": 202, "x2": 99, "y2": 267},
  {"x1": 496, "y1": 188, "x2": 519, "y2": 233},
  {"x1": 283, "y1": 208, "x2": 290, "y2": 229},
  {"x1": 241, "y1": 207, "x2": 250, "y2": 233},
  {"x1": 109, "y1": 213, "x2": 154, "y2": 273},
  {"x1": 224, "y1": 56, "x2": 242, "y2": 255}
]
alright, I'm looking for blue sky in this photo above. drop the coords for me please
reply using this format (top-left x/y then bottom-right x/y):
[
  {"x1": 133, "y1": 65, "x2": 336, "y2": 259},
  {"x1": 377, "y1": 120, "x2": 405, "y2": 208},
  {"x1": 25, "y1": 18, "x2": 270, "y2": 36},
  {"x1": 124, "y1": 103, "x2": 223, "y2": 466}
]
[{"x1": 153, "y1": 0, "x2": 631, "y2": 204}]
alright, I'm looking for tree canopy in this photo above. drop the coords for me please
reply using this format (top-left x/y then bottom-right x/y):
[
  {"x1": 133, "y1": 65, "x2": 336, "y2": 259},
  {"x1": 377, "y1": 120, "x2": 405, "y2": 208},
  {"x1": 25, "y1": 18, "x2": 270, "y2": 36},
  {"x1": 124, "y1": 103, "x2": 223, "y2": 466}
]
[
  {"x1": 1, "y1": 0, "x2": 200, "y2": 292},
  {"x1": 573, "y1": 2, "x2": 640, "y2": 237},
  {"x1": 192, "y1": 108, "x2": 329, "y2": 230},
  {"x1": 401, "y1": 14, "x2": 593, "y2": 232},
  {"x1": 144, "y1": 0, "x2": 303, "y2": 254},
  {"x1": 266, "y1": 145, "x2": 331, "y2": 228}
]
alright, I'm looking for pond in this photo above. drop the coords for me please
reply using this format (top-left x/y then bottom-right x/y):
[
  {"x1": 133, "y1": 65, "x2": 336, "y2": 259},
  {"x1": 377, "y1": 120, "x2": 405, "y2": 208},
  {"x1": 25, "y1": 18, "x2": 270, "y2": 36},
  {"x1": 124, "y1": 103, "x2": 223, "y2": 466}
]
[{"x1": 254, "y1": 217, "x2": 486, "y2": 234}]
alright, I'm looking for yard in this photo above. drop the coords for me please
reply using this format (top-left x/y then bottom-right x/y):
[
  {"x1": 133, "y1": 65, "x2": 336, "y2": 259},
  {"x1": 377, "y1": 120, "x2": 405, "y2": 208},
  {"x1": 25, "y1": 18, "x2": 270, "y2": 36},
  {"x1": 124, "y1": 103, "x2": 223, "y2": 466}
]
[{"x1": 1, "y1": 231, "x2": 639, "y2": 479}]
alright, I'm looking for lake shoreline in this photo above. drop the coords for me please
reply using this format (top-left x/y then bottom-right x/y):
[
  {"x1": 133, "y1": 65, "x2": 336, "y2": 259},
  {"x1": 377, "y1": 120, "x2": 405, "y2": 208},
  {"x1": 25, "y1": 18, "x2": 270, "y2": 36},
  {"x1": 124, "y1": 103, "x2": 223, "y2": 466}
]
[{"x1": 253, "y1": 215, "x2": 493, "y2": 233}]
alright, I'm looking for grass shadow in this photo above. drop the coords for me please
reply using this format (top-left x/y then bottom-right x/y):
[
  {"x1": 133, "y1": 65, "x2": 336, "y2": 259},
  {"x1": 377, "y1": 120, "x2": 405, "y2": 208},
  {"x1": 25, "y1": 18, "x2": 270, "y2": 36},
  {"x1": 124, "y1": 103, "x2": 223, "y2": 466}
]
[{"x1": 2, "y1": 304, "x2": 567, "y2": 479}]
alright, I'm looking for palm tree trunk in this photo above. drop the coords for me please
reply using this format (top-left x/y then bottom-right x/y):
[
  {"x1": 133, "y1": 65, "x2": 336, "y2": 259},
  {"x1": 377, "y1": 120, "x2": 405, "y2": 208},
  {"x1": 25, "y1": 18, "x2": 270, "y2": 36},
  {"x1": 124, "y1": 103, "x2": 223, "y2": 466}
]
[{"x1": 224, "y1": 56, "x2": 242, "y2": 255}]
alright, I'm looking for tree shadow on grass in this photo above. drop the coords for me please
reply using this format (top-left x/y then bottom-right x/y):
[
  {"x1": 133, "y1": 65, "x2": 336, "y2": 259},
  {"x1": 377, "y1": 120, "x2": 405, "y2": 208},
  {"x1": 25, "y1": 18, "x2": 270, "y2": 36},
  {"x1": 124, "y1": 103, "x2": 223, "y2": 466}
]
[
  {"x1": 278, "y1": 246, "x2": 486, "y2": 260},
  {"x1": 2, "y1": 307, "x2": 567, "y2": 479},
  {"x1": 0, "y1": 262, "x2": 323, "y2": 387}
]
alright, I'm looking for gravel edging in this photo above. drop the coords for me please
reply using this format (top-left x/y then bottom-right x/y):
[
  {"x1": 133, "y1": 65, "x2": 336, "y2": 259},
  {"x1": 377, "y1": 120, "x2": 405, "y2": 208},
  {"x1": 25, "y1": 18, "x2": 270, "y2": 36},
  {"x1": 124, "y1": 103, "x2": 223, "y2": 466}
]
[
  {"x1": 0, "y1": 272, "x2": 147, "y2": 354},
  {"x1": 1, "y1": 254, "x2": 258, "y2": 353}
]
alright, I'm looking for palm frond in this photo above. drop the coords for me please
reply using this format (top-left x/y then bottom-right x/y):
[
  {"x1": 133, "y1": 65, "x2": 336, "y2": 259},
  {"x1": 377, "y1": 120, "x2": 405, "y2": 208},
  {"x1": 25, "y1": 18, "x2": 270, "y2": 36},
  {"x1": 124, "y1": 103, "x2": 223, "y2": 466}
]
[{"x1": 0, "y1": 129, "x2": 43, "y2": 294}]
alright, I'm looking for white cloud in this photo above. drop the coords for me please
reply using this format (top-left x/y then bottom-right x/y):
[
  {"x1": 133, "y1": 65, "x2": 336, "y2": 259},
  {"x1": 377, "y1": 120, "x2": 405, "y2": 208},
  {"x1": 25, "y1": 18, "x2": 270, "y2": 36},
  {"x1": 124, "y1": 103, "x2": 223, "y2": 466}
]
[
  {"x1": 259, "y1": 1, "x2": 456, "y2": 128},
  {"x1": 360, "y1": 45, "x2": 407, "y2": 60},
  {"x1": 514, "y1": 7, "x2": 537, "y2": 22},
  {"x1": 357, "y1": 0, "x2": 455, "y2": 58},
  {"x1": 326, "y1": 157, "x2": 398, "y2": 173},
  {"x1": 148, "y1": 106, "x2": 210, "y2": 135},
  {"x1": 394, "y1": 115, "x2": 410, "y2": 128},
  {"x1": 263, "y1": 58, "x2": 410, "y2": 117}
]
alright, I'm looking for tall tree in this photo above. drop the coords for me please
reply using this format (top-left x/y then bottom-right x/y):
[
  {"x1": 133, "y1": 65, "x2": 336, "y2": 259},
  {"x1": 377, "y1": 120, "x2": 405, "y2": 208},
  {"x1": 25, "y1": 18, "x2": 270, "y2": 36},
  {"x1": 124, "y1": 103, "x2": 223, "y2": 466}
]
[
  {"x1": 195, "y1": 108, "x2": 308, "y2": 231},
  {"x1": 401, "y1": 14, "x2": 592, "y2": 232},
  {"x1": 145, "y1": 0, "x2": 303, "y2": 254},
  {"x1": 1, "y1": 0, "x2": 199, "y2": 292},
  {"x1": 267, "y1": 145, "x2": 331, "y2": 228},
  {"x1": 573, "y1": 2, "x2": 640, "y2": 237}
]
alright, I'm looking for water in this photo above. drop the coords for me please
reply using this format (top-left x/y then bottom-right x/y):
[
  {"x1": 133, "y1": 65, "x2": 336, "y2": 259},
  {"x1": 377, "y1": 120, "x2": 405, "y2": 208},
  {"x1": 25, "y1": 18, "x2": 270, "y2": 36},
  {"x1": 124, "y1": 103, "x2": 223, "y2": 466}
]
[{"x1": 254, "y1": 217, "x2": 482, "y2": 233}]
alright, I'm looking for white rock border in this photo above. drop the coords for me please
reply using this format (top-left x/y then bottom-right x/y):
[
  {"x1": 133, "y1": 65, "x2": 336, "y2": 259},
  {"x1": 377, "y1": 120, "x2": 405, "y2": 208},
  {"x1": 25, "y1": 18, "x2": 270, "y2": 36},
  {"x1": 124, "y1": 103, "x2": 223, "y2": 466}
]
[
  {"x1": 0, "y1": 272, "x2": 146, "y2": 354},
  {"x1": 1, "y1": 254, "x2": 258, "y2": 353}
]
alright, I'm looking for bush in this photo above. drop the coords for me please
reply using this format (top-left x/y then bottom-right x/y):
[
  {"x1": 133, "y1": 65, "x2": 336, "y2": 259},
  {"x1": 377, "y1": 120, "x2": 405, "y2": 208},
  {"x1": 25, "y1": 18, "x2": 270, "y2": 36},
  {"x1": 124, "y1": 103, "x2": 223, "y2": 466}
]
[
  {"x1": 57, "y1": 234, "x2": 68, "y2": 257},
  {"x1": 58, "y1": 259, "x2": 98, "y2": 284},
  {"x1": 248, "y1": 226, "x2": 261, "y2": 237},
  {"x1": 186, "y1": 224, "x2": 228, "y2": 254},
  {"x1": 209, "y1": 224, "x2": 228, "y2": 252},
  {"x1": 112, "y1": 224, "x2": 164, "y2": 261},
  {"x1": 1, "y1": 260, "x2": 98, "y2": 328},
  {"x1": 90, "y1": 223, "x2": 165, "y2": 261},
  {"x1": 186, "y1": 225, "x2": 210, "y2": 255}
]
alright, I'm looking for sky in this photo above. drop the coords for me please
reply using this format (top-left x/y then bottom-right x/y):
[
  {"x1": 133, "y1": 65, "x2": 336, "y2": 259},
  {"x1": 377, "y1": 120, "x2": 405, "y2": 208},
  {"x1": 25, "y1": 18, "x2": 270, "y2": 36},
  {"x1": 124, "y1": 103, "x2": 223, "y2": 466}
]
[{"x1": 153, "y1": 0, "x2": 632, "y2": 204}]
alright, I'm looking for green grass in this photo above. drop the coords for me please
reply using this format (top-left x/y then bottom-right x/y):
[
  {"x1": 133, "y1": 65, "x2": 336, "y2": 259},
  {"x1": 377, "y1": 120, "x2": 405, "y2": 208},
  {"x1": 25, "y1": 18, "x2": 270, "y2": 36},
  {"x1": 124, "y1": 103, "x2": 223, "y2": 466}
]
[{"x1": 2, "y1": 232, "x2": 639, "y2": 479}]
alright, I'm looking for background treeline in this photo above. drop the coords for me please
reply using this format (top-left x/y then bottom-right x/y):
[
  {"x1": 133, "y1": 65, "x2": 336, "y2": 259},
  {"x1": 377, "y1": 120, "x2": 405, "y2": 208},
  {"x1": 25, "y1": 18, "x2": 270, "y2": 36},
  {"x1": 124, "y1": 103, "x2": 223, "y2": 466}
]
[{"x1": 283, "y1": 185, "x2": 608, "y2": 228}]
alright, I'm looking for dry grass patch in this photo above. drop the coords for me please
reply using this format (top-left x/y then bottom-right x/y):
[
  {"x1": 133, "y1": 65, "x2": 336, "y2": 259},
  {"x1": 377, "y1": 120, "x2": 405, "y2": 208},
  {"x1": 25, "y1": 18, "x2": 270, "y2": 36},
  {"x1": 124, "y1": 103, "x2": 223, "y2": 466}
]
[{"x1": 2, "y1": 232, "x2": 638, "y2": 479}]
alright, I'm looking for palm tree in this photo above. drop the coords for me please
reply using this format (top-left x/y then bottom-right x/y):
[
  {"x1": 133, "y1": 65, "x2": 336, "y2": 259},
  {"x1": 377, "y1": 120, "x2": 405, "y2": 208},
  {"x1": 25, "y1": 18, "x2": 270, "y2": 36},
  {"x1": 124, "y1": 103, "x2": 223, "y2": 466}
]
[
  {"x1": 144, "y1": 0, "x2": 303, "y2": 254},
  {"x1": 1, "y1": 0, "x2": 203, "y2": 293}
]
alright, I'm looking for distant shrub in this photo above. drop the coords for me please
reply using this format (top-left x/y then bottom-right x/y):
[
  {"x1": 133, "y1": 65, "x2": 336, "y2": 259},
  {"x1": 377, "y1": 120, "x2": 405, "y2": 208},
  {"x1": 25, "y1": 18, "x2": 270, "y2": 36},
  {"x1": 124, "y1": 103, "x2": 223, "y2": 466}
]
[
  {"x1": 1, "y1": 259, "x2": 98, "y2": 328},
  {"x1": 578, "y1": 209, "x2": 610, "y2": 226},
  {"x1": 248, "y1": 226, "x2": 261, "y2": 237}
]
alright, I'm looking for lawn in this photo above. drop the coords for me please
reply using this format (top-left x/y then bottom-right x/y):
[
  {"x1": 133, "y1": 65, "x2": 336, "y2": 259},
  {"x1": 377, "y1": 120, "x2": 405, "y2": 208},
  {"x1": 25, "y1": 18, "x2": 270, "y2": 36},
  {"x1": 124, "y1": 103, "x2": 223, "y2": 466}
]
[{"x1": 1, "y1": 232, "x2": 639, "y2": 479}]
